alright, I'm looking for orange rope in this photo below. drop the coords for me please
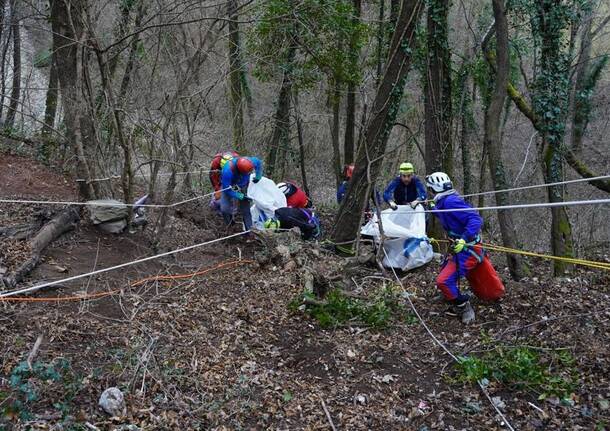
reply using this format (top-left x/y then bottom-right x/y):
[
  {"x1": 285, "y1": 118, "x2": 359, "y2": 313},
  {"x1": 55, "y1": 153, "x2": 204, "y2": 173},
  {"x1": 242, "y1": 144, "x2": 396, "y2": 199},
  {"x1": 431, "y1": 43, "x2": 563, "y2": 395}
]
[{"x1": 0, "y1": 259, "x2": 253, "y2": 303}]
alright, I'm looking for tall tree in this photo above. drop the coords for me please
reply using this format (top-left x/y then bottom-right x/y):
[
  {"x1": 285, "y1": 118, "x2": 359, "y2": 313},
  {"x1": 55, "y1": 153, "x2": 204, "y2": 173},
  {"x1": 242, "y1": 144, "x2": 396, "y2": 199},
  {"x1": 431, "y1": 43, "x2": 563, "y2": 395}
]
[
  {"x1": 482, "y1": 0, "x2": 525, "y2": 280},
  {"x1": 332, "y1": 0, "x2": 424, "y2": 247},
  {"x1": 424, "y1": 0, "x2": 452, "y2": 175},
  {"x1": 343, "y1": 0, "x2": 362, "y2": 166},
  {"x1": 5, "y1": 0, "x2": 20, "y2": 129},
  {"x1": 228, "y1": 0, "x2": 246, "y2": 153},
  {"x1": 50, "y1": 0, "x2": 97, "y2": 199}
]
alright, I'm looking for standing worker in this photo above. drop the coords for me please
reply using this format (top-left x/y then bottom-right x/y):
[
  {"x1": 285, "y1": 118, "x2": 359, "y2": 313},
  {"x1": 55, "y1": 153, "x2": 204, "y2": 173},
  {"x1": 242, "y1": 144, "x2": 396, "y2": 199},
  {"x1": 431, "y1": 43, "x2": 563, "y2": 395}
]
[
  {"x1": 337, "y1": 164, "x2": 354, "y2": 204},
  {"x1": 210, "y1": 151, "x2": 239, "y2": 200},
  {"x1": 425, "y1": 172, "x2": 500, "y2": 324},
  {"x1": 383, "y1": 162, "x2": 427, "y2": 210},
  {"x1": 220, "y1": 156, "x2": 263, "y2": 231}
]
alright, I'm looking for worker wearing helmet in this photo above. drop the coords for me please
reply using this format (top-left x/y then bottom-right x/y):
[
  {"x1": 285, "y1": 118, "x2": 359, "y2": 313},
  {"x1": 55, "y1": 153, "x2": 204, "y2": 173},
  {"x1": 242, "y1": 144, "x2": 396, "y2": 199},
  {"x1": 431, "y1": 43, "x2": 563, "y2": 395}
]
[
  {"x1": 383, "y1": 162, "x2": 427, "y2": 210},
  {"x1": 337, "y1": 164, "x2": 354, "y2": 203},
  {"x1": 277, "y1": 181, "x2": 312, "y2": 208},
  {"x1": 210, "y1": 151, "x2": 239, "y2": 200},
  {"x1": 425, "y1": 171, "x2": 490, "y2": 324},
  {"x1": 220, "y1": 156, "x2": 263, "y2": 230}
]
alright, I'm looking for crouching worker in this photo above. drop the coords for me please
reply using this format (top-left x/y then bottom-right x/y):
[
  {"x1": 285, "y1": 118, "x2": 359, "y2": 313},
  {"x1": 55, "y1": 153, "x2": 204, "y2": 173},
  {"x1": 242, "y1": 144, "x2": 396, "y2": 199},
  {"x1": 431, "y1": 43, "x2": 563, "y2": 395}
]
[
  {"x1": 264, "y1": 208, "x2": 320, "y2": 240},
  {"x1": 277, "y1": 181, "x2": 312, "y2": 208},
  {"x1": 425, "y1": 172, "x2": 503, "y2": 324},
  {"x1": 220, "y1": 156, "x2": 263, "y2": 231}
]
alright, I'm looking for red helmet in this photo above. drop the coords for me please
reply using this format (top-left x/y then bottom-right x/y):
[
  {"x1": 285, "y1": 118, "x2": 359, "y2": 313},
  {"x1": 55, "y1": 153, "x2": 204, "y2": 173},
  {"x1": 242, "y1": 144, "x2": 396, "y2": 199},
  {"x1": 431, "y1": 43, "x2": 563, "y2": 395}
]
[
  {"x1": 236, "y1": 157, "x2": 255, "y2": 174},
  {"x1": 344, "y1": 164, "x2": 355, "y2": 180}
]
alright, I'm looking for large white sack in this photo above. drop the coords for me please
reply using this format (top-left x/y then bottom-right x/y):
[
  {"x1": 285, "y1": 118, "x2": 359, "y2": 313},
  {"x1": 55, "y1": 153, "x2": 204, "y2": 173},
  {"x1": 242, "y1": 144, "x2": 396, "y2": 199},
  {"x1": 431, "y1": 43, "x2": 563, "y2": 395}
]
[
  {"x1": 360, "y1": 205, "x2": 426, "y2": 238},
  {"x1": 360, "y1": 205, "x2": 433, "y2": 271},
  {"x1": 248, "y1": 177, "x2": 287, "y2": 229},
  {"x1": 250, "y1": 204, "x2": 271, "y2": 229},
  {"x1": 381, "y1": 237, "x2": 434, "y2": 271},
  {"x1": 247, "y1": 176, "x2": 287, "y2": 214}
]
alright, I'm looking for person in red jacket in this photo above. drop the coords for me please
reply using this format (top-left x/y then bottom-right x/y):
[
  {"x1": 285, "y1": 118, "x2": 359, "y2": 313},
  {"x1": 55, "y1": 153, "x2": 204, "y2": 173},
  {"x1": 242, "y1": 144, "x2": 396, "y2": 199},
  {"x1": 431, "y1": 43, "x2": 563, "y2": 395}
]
[
  {"x1": 209, "y1": 151, "x2": 239, "y2": 199},
  {"x1": 277, "y1": 182, "x2": 310, "y2": 208},
  {"x1": 277, "y1": 181, "x2": 312, "y2": 208}
]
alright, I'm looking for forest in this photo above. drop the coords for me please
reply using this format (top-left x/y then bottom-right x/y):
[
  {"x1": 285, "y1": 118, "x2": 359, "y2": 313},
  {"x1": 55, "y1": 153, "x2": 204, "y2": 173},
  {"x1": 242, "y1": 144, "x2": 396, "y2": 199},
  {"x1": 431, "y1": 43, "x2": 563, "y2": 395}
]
[{"x1": 0, "y1": 0, "x2": 609, "y2": 429}]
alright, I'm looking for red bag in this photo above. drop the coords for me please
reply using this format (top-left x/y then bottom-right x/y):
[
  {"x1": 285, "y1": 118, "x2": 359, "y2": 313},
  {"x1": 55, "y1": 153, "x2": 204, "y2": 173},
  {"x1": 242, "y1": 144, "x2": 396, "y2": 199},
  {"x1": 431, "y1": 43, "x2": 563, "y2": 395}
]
[{"x1": 466, "y1": 255, "x2": 505, "y2": 301}]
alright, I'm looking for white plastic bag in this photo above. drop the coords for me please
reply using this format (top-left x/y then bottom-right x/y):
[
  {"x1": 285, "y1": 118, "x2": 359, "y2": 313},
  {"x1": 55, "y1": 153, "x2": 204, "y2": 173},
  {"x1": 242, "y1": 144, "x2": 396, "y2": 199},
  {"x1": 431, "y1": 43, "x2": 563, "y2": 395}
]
[
  {"x1": 247, "y1": 177, "x2": 287, "y2": 228},
  {"x1": 360, "y1": 205, "x2": 433, "y2": 271}
]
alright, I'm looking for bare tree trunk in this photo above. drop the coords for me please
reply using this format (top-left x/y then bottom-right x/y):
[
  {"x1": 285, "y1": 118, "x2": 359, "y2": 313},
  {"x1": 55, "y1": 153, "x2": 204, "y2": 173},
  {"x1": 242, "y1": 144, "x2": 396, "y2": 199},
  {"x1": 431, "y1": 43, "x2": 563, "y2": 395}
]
[
  {"x1": 375, "y1": 0, "x2": 385, "y2": 84},
  {"x1": 0, "y1": 0, "x2": 9, "y2": 121},
  {"x1": 41, "y1": 57, "x2": 58, "y2": 139},
  {"x1": 343, "y1": 0, "x2": 361, "y2": 166},
  {"x1": 266, "y1": 46, "x2": 295, "y2": 180},
  {"x1": 484, "y1": 0, "x2": 525, "y2": 280},
  {"x1": 460, "y1": 73, "x2": 475, "y2": 197},
  {"x1": 227, "y1": 0, "x2": 245, "y2": 153},
  {"x1": 424, "y1": 0, "x2": 452, "y2": 175},
  {"x1": 5, "y1": 0, "x2": 20, "y2": 129},
  {"x1": 293, "y1": 89, "x2": 309, "y2": 196},
  {"x1": 118, "y1": 0, "x2": 145, "y2": 104},
  {"x1": 51, "y1": 0, "x2": 97, "y2": 200},
  {"x1": 332, "y1": 0, "x2": 424, "y2": 246},
  {"x1": 330, "y1": 80, "x2": 342, "y2": 187}
]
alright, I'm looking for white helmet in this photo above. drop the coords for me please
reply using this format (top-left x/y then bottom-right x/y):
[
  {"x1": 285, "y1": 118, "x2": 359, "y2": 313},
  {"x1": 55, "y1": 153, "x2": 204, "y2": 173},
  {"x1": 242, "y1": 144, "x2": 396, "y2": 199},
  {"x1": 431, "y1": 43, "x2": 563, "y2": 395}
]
[
  {"x1": 425, "y1": 172, "x2": 453, "y2": 192},
  {"x1": 277, "y1": 182, "x2": 289, "y2": 195}
]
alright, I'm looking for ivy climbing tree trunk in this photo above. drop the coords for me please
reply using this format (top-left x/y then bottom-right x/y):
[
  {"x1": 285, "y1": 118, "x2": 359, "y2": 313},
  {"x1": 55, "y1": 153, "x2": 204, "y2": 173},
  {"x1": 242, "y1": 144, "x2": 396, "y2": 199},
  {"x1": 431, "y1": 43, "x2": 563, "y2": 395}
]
[
  {"x1": 424, "y1": 0, "x2": 452, "y2": 175},
  {"x1": 532, "y1": 0, "x2": 574, "y2": 275},
  {"x1": 483, "y1": 0, "x2": 525, "y2": 281},
  {"x1": 332, "y1": 0, "x2": 424, "y2": 247},
  {"x1": 228, "y1": 0, "x2": 245, "y2": 153}
]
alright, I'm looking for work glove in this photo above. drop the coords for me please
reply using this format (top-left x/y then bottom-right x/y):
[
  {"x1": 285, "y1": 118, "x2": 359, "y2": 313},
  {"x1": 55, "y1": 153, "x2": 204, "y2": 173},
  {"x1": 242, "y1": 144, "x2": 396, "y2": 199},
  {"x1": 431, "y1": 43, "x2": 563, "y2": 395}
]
[
  {"x1": 253, "y1": 177, "x2": 261, "y2": 183},
  {"x1": 235, "y1": 192, "x2": 246, "y2": 200},
  {"x1": 452, "y1": 238, "x2": 466, "y2": 254},
  {"x1": 389, "y1": 201, "x2": 398, "y2": 211},
  {"x1": 214, "y1": 191, "x2": 221, "y2": 201},
  {"x1": 410, "y1": 200, "x2": 421, "y2": 209}
]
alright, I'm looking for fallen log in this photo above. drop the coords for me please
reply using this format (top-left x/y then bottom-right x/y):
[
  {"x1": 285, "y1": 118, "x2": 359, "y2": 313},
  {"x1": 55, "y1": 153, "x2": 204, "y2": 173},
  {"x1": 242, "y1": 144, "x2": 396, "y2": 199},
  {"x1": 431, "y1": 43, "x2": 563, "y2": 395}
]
[{"x1": 1, "y1": 207, "x2": 80, "y2": 289}]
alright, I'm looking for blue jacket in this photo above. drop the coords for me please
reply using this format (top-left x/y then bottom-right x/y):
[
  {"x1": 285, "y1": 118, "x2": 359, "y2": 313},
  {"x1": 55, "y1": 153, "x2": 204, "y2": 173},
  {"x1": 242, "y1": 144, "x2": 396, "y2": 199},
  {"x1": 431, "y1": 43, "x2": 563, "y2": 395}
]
[
  {"x1": 383, "y1": 175, "x2": 427, "y2": 204},
  {"x1": 337, "y1": 181, "x2": 349, "y2": 203},
  {"x1": 221, "y1": 157, "x2": 263, "y2": 200},
  {"x1": 432, "y1": 192, "x2": 482, "y2": 242}
]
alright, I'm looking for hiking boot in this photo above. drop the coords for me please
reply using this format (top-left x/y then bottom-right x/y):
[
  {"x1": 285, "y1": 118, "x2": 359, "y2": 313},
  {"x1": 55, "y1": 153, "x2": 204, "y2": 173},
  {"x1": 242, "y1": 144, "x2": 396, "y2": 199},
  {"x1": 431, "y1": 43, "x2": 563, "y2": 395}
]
[{"x1": 445, "y1": 301, "x2": 475, "y2": 324}]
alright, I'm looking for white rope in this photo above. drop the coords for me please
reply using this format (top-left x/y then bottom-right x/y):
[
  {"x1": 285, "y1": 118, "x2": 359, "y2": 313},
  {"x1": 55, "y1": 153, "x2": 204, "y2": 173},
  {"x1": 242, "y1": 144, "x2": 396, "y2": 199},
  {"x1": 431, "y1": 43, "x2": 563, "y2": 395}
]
[
  {"x1": 0, "y1": 231, "x2": 250, "y2": 298},
  {"x1": 380, "y1": 245, "x2": 515, "y2": 431},
  {"x1": 461, "y1": 174, "x2": 610, "y2": 198},
  {"x1": 417, "y1": 197, "x2": 610, "y2": 214},
  {"x1": 75, "y1": 169, "x2": 216, "y2": 183},
  {"x1": 0, "y1": 188, "x2": 230, "y2": 209}
]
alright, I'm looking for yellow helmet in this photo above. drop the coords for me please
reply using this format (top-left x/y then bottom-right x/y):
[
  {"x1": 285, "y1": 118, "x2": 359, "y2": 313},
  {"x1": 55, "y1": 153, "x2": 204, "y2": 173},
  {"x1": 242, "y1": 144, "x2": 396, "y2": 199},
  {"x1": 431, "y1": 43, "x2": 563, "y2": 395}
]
[
  {"x1": 264, "y1": 219, "x2": 280, "y2": 230},
  {"x1": 399, "y1": 162, "x2": 414, "y2": 174}
]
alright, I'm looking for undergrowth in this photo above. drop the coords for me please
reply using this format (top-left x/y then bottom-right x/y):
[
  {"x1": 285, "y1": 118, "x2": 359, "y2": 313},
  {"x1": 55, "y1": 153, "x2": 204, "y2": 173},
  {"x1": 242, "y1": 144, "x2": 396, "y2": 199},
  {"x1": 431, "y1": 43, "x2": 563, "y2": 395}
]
[
  {"x1": 290, "y1": 284, "x2": 415, "y2": 329},
  {"x1": 1, "y1": 358, "x2": 82, "y2": 422},
  {"x1": 455, "y1": 345, "x2": 577, "y2": 400}
]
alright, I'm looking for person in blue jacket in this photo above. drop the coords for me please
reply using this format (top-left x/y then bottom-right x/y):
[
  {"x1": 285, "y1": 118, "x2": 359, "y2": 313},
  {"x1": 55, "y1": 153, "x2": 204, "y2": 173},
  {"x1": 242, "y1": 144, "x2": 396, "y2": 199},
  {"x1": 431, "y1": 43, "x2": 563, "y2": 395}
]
[
  {"x1": 383, "y1": 162, "x2": 427, "y2": 210},
  {"x1": 220, "y1": 156, "x2": 263, "y2": 231},
  {"x1": 426, "y1": 171, "x2": 488, "y2": 324},
  {"x1": 337, "y1": 164, "x2": 354, "y2": 204}
]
